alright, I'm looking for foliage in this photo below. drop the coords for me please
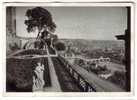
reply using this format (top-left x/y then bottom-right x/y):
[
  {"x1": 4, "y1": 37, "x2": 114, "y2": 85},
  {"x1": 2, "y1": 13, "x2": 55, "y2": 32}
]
[
  {"x1": 107, "y1": 71, "x2": 126, "y2": 89},
  {"x1": 6, "y1": 55, "x2": 51, "y2": 92},
  {"x1": 9, "y1": 42, "x2": 20, "y2": 51},
  {"x1": 54, "y1": 41, "x2": 66, "y2": 51},
  {"x1": 25, "y1": 7, "x2": 56, "y2": 34},
  {"x1": 25, "y1": 7, "x2": 58, "y2": 49}
]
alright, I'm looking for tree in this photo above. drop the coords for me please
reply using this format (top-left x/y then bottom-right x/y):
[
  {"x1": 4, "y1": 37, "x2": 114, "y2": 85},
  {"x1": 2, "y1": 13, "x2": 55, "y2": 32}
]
[
  {"x1": 54, "y1": 41, "x2": 66, "y2": 51},
  {"x1": 52, "y1": 34, "x2": 58, "y2": 46},
  {"x1": 25, "y1": 7, "x2": 56, "y2": 48}
]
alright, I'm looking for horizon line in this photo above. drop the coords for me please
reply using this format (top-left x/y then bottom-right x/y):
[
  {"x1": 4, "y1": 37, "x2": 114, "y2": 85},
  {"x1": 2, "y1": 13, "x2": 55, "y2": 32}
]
[{"x1": 16, "y1": 35, "x2": 123, "y2": 41}]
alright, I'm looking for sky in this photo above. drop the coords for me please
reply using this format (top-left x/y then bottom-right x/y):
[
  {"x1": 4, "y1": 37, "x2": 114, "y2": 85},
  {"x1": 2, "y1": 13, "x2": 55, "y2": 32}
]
[{"x1": 16, "y1": 7, "x2": 127, "y2": 40}]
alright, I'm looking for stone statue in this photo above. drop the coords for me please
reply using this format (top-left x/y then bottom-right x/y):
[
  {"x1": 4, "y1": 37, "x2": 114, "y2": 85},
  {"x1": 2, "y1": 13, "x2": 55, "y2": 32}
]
[{"x1": 33, "y1": 62, "x2": 45, "y2": 91}]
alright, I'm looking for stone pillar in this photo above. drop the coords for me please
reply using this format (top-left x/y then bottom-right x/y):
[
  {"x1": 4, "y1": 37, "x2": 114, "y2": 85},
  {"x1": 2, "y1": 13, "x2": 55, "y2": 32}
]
[
  {"x1": 6, "y1": 7, "x2": 16, "y2": 36},
  {"x1": 115, "y1": 7, "x2": 131, "y2": 91}
]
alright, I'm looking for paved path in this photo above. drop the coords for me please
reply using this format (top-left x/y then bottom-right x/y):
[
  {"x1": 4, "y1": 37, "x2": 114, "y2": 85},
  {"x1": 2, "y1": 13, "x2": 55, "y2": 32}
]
[
  {"x1": 44, "y1": 46, "x2": 81, "y2": 92},
  {"x1": 43, "y1": 46, "x2": 61, "y2": 92},
  {"x1": 52, "y1": 57, "x2": 81, "y2": 92}
]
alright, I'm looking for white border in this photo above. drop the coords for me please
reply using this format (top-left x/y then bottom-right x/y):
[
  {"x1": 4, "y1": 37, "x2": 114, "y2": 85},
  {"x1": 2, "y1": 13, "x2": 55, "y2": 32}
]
[{"x1": 1, "y1": 1, "x2": 135, "y2": 97}]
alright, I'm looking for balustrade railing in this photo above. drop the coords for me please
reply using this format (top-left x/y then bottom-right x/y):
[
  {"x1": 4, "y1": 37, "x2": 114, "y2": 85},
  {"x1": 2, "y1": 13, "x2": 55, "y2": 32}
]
[{"x1": 58, "y1": 55, "x2": 96, "y2": 92}]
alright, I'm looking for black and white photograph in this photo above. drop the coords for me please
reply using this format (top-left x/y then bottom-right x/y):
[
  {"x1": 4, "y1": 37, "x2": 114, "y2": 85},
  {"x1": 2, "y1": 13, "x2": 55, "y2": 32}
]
[{"x1": 5, "y1": 2, "x2": 134, "y2": 94}]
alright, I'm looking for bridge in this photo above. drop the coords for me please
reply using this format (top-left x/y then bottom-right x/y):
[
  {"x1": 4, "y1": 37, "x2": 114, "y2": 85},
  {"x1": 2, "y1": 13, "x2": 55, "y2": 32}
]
[{"x1": 6, "y1": 42, "x2": 125, "y2": 92}]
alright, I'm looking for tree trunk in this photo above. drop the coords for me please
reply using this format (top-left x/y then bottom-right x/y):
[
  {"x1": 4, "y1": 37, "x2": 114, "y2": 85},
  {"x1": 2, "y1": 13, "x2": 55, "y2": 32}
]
[{"x1": 36, "y1": 31, "x2": 41, "y2": 40}]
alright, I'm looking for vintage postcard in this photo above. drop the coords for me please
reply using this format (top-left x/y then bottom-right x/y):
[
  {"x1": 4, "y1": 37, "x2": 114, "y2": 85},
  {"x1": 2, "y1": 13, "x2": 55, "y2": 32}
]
[{"x1": 2, "y1": 1, "x2": 135, "y2": 97}]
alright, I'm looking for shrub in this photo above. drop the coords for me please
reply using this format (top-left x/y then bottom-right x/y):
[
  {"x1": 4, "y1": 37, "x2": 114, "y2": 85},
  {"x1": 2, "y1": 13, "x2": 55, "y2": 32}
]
[{"x1": 107, "y1": 71, "x2": 126, "y2": 89}]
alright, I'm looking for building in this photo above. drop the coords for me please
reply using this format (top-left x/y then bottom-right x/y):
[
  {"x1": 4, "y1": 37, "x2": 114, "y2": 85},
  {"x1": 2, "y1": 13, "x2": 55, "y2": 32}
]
[{"x1": 6, "y1": 7, "x2": 21, "y2": 55}]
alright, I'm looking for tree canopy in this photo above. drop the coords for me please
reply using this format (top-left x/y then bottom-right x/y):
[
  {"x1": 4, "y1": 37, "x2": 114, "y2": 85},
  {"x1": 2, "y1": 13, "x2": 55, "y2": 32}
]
[
  {"x1": 25, "y1": 7, "x2": 56, "y2": 33},
  {"x1": 54, "y1": 41, "x2": 66, "y2": 51}
]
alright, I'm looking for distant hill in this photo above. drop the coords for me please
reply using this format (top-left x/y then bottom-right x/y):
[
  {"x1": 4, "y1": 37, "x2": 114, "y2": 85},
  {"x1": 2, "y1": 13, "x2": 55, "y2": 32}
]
[{"x1": 61, "y1": 39, "x2": 124, "y2": 50}]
